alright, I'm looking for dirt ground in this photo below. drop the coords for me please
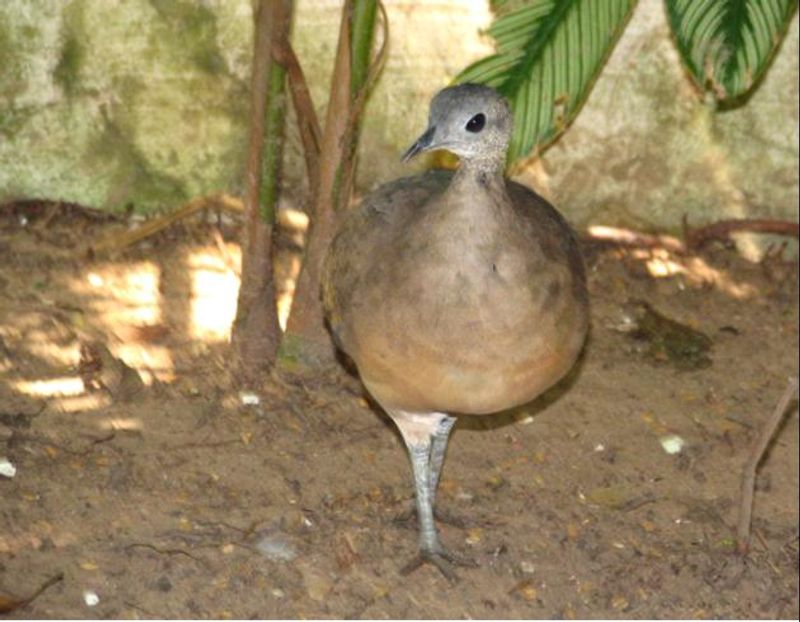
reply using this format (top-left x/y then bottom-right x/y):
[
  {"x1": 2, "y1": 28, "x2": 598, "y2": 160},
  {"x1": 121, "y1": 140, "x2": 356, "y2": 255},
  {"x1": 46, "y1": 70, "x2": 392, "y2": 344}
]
[{"x1": 0, "y1": 203, "x2": 798, "y2": 619}]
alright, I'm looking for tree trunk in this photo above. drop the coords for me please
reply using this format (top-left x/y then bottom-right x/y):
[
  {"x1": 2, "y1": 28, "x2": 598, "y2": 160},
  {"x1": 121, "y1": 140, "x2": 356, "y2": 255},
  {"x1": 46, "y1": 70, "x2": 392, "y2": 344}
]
[
  {"x1": 281, "y1": 0, "x2": 378, "y2": 367},
  {"x1": 231, "y1": 0, "x2": 292, "y2": 383}
]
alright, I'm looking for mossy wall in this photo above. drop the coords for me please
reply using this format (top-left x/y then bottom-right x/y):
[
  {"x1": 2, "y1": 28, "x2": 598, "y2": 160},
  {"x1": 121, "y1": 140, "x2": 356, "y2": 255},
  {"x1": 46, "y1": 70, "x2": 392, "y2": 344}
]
[{"x1": 0, "y1": 0, "x2": 797, "y2": 236}]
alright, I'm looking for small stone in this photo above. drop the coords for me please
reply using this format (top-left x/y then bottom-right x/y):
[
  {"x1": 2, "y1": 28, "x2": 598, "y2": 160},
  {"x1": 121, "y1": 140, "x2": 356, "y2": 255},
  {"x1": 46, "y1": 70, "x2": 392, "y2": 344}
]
[
  {"x1": 0, "y1": 457, "x2": 16, "y2": 478},
  {"x1": 660, "y1": 434, "x2": 685, "y2": 454},
  {"x1": 465, "y1": 528, "x2": 482, "y2": 545},
  {"x1": 240, "y1": 392, "x2": 260, "y2": 406},
  {"x1": 256, "y1": 533, "x2": 297, "y2": 562},
  {"x1": 611, "y1": 595, "x2": 629, "y2": 611},
  {"x1": 83, "y1": 590, "x2": 100, "y2": 607},
  {"x1": 303, "y1": 568, "x2": 333, "y2": 602},
  {"x1": 520, "y1": 560, "x2": 535, "y2": 574}
]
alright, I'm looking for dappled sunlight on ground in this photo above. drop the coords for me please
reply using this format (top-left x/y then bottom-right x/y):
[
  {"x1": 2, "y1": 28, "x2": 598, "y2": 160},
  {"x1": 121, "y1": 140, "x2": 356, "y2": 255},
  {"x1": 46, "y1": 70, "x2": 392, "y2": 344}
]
[
  {"x1": 187, "y1": 245, "x2": 241, "y2": 342},
  {"x1": 0, "y1": 216, "x2": 306, "y2": 426},
  {"x1": 276, "y1": 254, "x2": 302, "y2": 330},
  {"x1": 632, "y1": 247, "x2": 759, "y2": 298},
  {"x1": 13, "y1": 375, "x2": 85, "y2": 398},
  {"x1": 70, "y1": 261, "x2": 175, "y2": 384},
  {"x1": 48, "y1": 393, "x2": 113, "y2": 415},
  {"x1": 586, "y1": 225, "x2": 763, "y2": 299},
  {"x1": 98, "y1": 416, "x2": 143, "y2": 431},
  {"x1": 81, "y1": 263, "x2": 163, "y2": 327}
]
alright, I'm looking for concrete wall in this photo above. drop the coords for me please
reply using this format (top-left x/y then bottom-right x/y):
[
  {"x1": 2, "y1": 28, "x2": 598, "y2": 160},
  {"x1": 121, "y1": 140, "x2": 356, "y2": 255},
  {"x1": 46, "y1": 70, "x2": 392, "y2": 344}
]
[{"x1": 1, "y1": 0, "x2": 797, "y2": 236}]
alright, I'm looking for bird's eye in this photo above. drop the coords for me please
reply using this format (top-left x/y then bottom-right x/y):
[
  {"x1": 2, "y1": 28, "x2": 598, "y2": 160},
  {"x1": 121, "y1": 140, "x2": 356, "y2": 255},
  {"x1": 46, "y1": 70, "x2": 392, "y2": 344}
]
[{"x1": 465, "y1": 113, "x2": 486, "y2": 133}]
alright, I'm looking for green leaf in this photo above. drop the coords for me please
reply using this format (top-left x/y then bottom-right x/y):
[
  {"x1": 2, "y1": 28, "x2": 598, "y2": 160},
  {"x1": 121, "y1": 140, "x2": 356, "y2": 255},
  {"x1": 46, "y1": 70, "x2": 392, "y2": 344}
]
[
  {"x1": 665, "y1": 0, "x2": 796, "y2": 103},
  {"x1": 456, "y1": 0, "x2": 637, "y2": 163}
]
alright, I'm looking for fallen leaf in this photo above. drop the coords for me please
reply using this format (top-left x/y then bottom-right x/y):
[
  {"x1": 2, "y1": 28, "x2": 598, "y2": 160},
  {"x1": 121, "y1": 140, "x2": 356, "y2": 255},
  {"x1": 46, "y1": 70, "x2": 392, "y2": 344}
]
[
  {"x1": 585, "y1": 486, "x2": 631, "y2": 510},
  {"x1": 509, "y1": 579, "x2": 538, "y2": 601},
  {"x1": 0, "y1": 594, "x2": 25, "y2": 615}
]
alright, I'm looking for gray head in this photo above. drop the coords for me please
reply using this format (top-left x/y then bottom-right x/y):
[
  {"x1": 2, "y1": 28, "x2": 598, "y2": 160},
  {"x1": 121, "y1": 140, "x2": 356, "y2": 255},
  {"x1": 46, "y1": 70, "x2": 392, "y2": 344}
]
[{"x1": 402, "y1": 84, "x2": 512, "y2": 168}]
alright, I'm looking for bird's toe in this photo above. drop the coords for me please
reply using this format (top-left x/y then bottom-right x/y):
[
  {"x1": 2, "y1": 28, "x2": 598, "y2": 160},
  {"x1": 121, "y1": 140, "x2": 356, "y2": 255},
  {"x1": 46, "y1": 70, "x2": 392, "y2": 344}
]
[{"x1": 399, "y1": 546, "x2": 478, "y2": 584}]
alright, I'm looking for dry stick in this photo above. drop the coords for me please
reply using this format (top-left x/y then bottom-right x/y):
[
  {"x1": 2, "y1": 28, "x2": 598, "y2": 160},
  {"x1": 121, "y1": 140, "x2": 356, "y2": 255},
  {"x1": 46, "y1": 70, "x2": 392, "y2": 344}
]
[
  {"x1": 583, "y1": 218, "x2": 799, "y2": 255},
  {"x1": 273, "y1": 38, "x2": 322, "y2": 189},
  {"x1": 334, "y1": 0, "x2": 389, "y2": 226},
  {"x1": 281, "y1": 0, "x2": 356, "y2": 343},
  {"x1": 582, "y1": 225, "x2": 686, "y2": 253},
  {"x1": 85, "y1": 193, "x2": 243, "y2": 257},
  {"x1": 685, "y1": 217, "x2": 800, "y2": 251},
  {"x1": 737, "y1": 377, "x2": 798, "y2": 554},
  {"x1": 0, "y1": 572, "x2": 64, "y2": 613}
]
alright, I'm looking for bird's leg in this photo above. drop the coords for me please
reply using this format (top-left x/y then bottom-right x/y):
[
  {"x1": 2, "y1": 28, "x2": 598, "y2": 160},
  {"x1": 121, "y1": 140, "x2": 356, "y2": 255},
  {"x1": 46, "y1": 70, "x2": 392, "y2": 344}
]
[
  {"x1": 428, "y1": 415, "x2": 456, "y2": 506},
  {"x1": 393, "y1": 415, "x2": 466, "y2": 528},
  {"x1": 394, "y1": 414, "x2": 477, "y2": 583},
  {"x1": 427, "y1": 415, "x2": 467, "y2": 528},
  {"x1": 407, "y1": 440, "x2": 440, "y2": 553}
]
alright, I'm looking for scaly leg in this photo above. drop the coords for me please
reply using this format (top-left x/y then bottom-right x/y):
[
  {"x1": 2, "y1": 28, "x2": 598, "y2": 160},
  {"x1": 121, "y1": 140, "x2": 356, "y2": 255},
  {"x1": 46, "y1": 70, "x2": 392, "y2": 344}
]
[
  {"x1": 393, "y1": 415, "x2": 466, "y2": 527},
  {"x1": 391, "y1": 411, "x2": 477, "y2": 582},
  {"x1": 428, "y1": 415, "x2": 456, "y2": 506}
]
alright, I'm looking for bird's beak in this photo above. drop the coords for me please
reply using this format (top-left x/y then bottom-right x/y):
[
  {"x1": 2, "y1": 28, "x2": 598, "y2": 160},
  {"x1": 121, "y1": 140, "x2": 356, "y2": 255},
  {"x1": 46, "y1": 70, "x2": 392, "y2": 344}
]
[{"x1": 401, "y1": 126, "x2": 436, "y2": 163}]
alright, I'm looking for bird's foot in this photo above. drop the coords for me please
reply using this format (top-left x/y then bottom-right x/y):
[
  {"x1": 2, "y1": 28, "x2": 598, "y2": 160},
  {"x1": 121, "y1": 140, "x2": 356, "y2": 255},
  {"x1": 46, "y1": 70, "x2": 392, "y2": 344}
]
[
  {"x1": 393, "y1": 503, "x2": 467, "y2": 529},
  {"x1": 400, "y1": 547, "x2": 478, "y2": 584}
]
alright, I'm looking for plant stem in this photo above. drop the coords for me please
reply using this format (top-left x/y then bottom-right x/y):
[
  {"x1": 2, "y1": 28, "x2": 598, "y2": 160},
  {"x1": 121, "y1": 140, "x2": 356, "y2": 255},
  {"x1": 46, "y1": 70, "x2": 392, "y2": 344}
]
[
  {"x1": 281, "y1": 0, "x2": 380, "y2": 365},
  {"x1": 736, "y1": 377, "x2": 798, "y2": 554},
  {"x1": 231, "y1": 0, "x2": 292, "y2": 380},
  {"x1": 350, "y1": 0, "x2": 378, "y2": 97},
  {"x1": 260, "y1": 58, "x2": 288, "y2": 222}
]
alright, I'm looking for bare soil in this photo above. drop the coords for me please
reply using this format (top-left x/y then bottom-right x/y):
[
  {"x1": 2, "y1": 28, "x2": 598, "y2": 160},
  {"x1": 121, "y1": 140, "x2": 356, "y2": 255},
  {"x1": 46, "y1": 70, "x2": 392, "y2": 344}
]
[{"x1": 1, "y1": 205, "x2": 798, "y2": 619}]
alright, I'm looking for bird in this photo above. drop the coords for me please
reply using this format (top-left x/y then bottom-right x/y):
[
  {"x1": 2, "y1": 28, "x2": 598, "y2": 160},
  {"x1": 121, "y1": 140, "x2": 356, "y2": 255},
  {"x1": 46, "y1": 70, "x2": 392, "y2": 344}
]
[{"x1": 321, "y1": 83, "x2": 589, "y2": 581}]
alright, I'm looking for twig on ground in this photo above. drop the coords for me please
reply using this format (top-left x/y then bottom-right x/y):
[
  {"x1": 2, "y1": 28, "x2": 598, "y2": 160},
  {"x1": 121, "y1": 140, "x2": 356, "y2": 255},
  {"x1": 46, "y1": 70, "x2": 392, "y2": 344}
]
[
  {"x1": 582, "y1": 225, "x2": 686, "y2": 253},
  {"x1": 167, "y1": 438, "x2": 243, "y2": 450},
  {"x1": 583, "y1": 218, "x2": 799, "y2": 255},
  {"x1": 684, "y1": 217, "x2": 800, "y2": 252},
  {"x1": 84, "y1": 193, "x2": 243, "y2": 257},
  {"x1": 737, "y1": 377, "x2": 798, "y2": 554},
  {"x1": 16, "y1": 431, "x2": 117, "y2": 457},
  {"x1": 124, "y1": 542, "x2": 207, "y2": 566},
  {"x1": 0, "y1": 572, "x2": 64, "y2": 614}
]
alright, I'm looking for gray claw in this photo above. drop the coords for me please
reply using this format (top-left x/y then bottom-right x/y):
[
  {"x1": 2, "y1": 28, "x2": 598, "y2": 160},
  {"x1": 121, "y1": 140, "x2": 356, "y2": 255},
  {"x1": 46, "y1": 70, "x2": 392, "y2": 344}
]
[{"x1": 400, "y1": 548, "x2": 478, "y2": 584}]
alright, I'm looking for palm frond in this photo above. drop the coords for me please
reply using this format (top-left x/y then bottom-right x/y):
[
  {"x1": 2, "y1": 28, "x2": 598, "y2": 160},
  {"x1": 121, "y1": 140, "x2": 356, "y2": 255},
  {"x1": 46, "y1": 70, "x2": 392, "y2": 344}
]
[
  {"x1": 457, "y1": 0, "x2": 637, "y2": 163},
  {"x1": 665, "y1": 0, "x2": 797, "y2": 102}
]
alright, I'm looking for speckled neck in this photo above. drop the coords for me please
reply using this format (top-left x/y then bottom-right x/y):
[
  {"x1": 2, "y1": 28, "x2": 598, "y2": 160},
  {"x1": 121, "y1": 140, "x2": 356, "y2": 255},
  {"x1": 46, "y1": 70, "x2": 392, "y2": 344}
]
[{"x1": 451, "y1": 156, "x2": 507, "y2": 193}]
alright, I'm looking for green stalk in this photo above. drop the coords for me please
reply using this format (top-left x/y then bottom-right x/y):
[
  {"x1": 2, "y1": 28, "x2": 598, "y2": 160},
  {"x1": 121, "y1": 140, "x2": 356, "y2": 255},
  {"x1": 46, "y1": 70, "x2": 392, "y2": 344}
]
[
  {"x1": 260, "y1": 60, "x2": 288, "y2": 222},
  {"x1": 349, "y1": 0, "x2": 377, "y2": 97}
]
